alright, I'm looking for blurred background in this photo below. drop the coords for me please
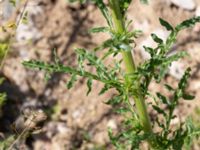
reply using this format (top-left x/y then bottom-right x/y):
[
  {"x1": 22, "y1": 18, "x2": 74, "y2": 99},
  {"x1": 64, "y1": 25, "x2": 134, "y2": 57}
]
[{"x1": 0, "y1": 0, "x2": 200, "y2": 149}]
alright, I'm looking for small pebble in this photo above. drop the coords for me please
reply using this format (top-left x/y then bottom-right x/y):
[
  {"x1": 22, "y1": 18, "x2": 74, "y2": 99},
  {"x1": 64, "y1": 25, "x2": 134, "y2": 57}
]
[
  {"x1": 170, "y1": 0, "x2": 196, "y2": 10},
  {"x1": 107, "y1": 119, "x2": 117, "y2": 129}
]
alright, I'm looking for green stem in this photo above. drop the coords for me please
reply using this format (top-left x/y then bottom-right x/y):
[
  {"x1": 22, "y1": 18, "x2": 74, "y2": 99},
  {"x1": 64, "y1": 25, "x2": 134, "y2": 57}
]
[{"x1": 109, "y1": 0, "x2": 152, "y2": 133}]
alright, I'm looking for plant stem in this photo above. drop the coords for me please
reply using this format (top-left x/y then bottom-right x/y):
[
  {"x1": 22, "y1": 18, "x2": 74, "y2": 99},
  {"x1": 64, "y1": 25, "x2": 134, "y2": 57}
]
[{"x1": 109, "y1": 0, "x2": 152, "y2": 133}]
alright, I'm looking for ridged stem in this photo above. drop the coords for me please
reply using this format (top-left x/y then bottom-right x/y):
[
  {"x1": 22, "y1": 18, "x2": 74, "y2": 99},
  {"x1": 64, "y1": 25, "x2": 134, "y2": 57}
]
[{"x1": 109, "y1": 0, "x2": 152, "y2": 133}]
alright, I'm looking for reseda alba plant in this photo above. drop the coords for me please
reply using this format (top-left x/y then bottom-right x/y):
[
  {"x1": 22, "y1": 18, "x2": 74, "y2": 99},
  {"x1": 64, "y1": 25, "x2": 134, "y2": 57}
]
[{"x1": 23, "y1": 0, "x2": 200, "y2": 149}]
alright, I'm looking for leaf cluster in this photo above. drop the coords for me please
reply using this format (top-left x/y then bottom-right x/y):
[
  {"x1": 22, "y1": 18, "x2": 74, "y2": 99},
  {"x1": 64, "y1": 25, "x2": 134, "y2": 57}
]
[{"x1": 23, "y1": 0, "x2": 200, "y2": 149}]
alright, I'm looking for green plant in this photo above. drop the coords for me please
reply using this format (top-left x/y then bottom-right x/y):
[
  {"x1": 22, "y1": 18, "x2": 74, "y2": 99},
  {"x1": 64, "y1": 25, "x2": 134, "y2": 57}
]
[
  {"x1": 0, "y1": 78, "x2": 7, "y2": 118},
  {"x1": 23, "y1": 0, "x2": 200, "y2": 149}
]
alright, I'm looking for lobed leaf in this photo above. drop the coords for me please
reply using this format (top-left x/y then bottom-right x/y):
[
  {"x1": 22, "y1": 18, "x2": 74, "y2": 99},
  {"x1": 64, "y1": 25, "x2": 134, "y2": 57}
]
[
  {"x1": 105, "y1": 95, "x2": 122, "y2": 105},
  {"x1": 182, "y1": 93, "x2": 195, "y2": 100},
  {"x1": 89, "y1": 27, "x2": 110, "y2": 33},
  {"x1": 151, "y1": 33, "x2": 163, "y2": 44},
  {"x1": 93, "y1": 0, "x2": 113, "y2": 27},
  {"x1": 175, "y1": 16, "x2": 200, "y2": 32},
  {"x1": 152, "y1": 105, "x2": 167, "y2": 117},
  {"x1": 159, "y1": 18, "x2": 174, "y2": 31},
  {"x1": 143, "y1": 46, "x2": 155, "y2": 57},
  {"x1": 119, "y1": 0, "x2": 132, "y2": 15},
  {"x1": 67, "y1": 74, "x2": 77, "y2": 89},
  {"x1": 156, "y1": 93, "x2": 170, "y2": 105},
  {"x1": 164, "y1": 84, "x2": 174, "y2": 91},
  {"x1": 178, "y1": 68, "x2": 191, "y2": 90},
  {"x1": 86, "y1": 78, "x2": 92, "y2": 95}
]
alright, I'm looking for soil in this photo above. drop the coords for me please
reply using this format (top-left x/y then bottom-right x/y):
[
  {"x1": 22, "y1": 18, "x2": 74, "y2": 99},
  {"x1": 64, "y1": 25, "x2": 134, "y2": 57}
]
[{"x1": 0, "y1": 0, "x2": 200, "y2": 149}]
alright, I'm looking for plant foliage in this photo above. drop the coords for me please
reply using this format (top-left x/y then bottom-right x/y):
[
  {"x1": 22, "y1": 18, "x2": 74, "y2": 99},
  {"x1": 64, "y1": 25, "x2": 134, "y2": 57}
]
[{"x1": 23, "y1": 0, "x2": 200, "y2": 149}]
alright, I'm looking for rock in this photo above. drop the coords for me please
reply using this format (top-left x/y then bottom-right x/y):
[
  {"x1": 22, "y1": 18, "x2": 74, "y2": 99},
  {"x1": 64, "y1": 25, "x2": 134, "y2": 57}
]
[
  {"x1": 134, "y1": 19, "x2": 150, "y2": 34},
  {"x1": 169, "y1": 61, "x2": 185, "y2": 80},
  {"x1": 94, "y1": 131, "x2": 108, "y2": 144},
  {"x1": 107, "y1": 119, "x2": 117, "y2": 129},
  {"x1": 34, "y1": 140, "x2": 52, "y2": 150},
  {"x1": 16, "y1": 1, "x2": 42, "y2": 42},
  {"x1": 0, "y1": 132, "x2": 4, "y2": 139},
  {"x1": 190, "y1": 80, "x2": 200, "y2": 91},
  {"x1": 57, "y1": 123, "x2": 71, "y2": 134},
  {"x1": 1, "y1": 0, "x2": 15, "y2": 20},
  {"x1": 170, "y1": 0, "x2": 196, "y2": 10},
  {"x1": 196, "y1": 6, "x2": 200, "y2": 16},
  {"x1": 16, "y1": 23, "x2": 42, "y2": 42}
]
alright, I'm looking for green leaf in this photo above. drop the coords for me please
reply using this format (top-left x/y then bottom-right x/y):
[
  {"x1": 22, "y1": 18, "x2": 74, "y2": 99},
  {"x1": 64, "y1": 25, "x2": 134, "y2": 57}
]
[
  {"x1": 163, "y1": 51, "x2": 188, "y2": 66},
  {"x1": 175, "y1": 16, "x2": 200, "y2": 31},
  {"x1": 67, "y1": 74, "x2": 77, "y2": 89},
  {"x1": 164, "y1": 84, "x2": 174, "y2": 91},
  {"x1": 182, "y1": 94, "x2": 195, "y2": 100},
  {"x1": 89, "y1": 27, "x2": 110, "y2": 33},
  {"x1": 68, "y1": 0, "x2": 86, "y2": 4},
  {"x1": 99, "y1": 84, "x2": 111, "y2": 95},
  {"x1": 159, "y1": 18, "x2": 174, "y2": 31},
  {"x1": 143, "y1": 46, "x2": 155, "y2": 57},
  {"x1": 152, "y1": 105, "x2": 167, "y2": 116},
  {"x1": 93, "y1": 0, "x2": 113, "y2": 27},
  {"x1": 0, "y1": 43, "x2": 9, "y2": 64},
  {"x1": 151, "y1": 33, "x2": 163, "y2": 44},
  {"x1": 156, "y1": 93, "x2": 170, "y2": 105},
  {"x1": 115, "y1": 107, "x2": 129, "y2": 114},
  {"x1": 23, "y1": 60, "x2": 120, "y2": 87},
  {"x1": 108, "y1": 128, "x2": 119, "y2": 147},
  {"x1": 44, "y1": 72, "x2": 52, "y2": 81},
  {"x1": 105, "y1": 95, "x2": 122, "y2": 105},
  {"x1": 86, "y1": 78, "x2": 92, "y2": 95},
  {"x1": 156, "y1": 65, "x2": 168, "y2": 82},
  {"x1": 22, "y1": 11, "x2": 28, "y2": 24},
  {"x1": 119, "y1": 0, "x2": 133, "y2": 15},
  {"x1": 0, "y1": 92, "x2": 6, "y2": 108},
  {"x1": 178, "y1": 68, "x2": 191, "y2": 90}
]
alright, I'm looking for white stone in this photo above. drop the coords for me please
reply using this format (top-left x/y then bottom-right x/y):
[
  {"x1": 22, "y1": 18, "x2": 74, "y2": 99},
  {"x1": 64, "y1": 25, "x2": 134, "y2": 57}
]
[
  {"x1": 107, "y1": 119, "x2": 117, "y2": 129},
  {"x1": 16, "y1": 23, "x2": 42, "y2": 42},
  {"x1": 195, "y1": 6, "x2": 200, "y2": 16},
  {"x1": 72, "y1": 107, "x2": 85, "y2": 119},
  {"x1": 134, "y1": 20, "x2": 150, "y2": 34},
  {"x1": 190, "y1": 80, "x2": 200, "y2": 90},
  {"x1": 57, "y1": 123, "x2": 71, "y2": 133},
  {"x1": 15, "y1": 1, "x2": 43, "y2": 42},
  {"x1": 170, "y1": 0, "x2": 196, "y2": 10},
  {"x1": 169, "y1": 61, "x2": 185, "y2": 80}
]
